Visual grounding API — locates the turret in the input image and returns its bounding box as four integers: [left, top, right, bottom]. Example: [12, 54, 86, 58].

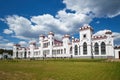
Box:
[79, 24, 93, 43]
[48, 32, 54, 57]
[13, 44, 21, 58]
[48, 31, 54, 46]
[39, 34, 45, 41]
[29, 42, 36, 49]
[105, 30, 114, 58]
[13, 44, 21, 50]
[48, 32, 54, 40]
[39, 34, 45, 48]
[104, 30, 114, 46]
[105, 30, 112, 38]
[29, 42, 36, 58]
[62, 34, 70, 46]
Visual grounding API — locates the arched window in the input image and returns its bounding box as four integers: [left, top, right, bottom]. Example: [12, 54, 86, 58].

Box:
[83, 42, 87, 55]
[101, 42, 106, 54]
[24, 51, 27, 58]
[74, 45, 78, 55]
[79, 46, 81, 55]
[70, 47, 72, 54]
[61, 49, 63, 54]
[94, 43, 99, 55]
[64, 48, 66, 54]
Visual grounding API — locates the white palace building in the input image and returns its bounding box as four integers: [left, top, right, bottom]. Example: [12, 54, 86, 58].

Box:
[13, 24, 120, 59]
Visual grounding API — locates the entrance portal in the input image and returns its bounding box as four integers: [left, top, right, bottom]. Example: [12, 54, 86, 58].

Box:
[4, 55, 8, 59]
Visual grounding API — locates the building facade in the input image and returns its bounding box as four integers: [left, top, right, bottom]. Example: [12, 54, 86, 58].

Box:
[13, 24, 120, 59]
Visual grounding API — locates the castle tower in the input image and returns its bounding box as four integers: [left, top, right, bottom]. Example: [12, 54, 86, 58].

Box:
[105, 30, 114, 58]
[62, 34, 70, 57]
[79, 24, 93, 58]
[29, 42, 36, 58]
[13, 44, 21, 58]
[38, 34, 45, 57]
[62, 34, 70, 47]
[39, 34, 45, 48]
[48, 32, 54, 57]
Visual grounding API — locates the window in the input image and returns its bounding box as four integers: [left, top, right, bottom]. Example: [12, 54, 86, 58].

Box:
[57, 50, 60, 54]
[64, 48, 66, 54]
[52, 50, 56, 55]
[74, 45, 78, 55]
[43, 42, 49, 48]
[79, 46, 80, 55]
[70, 47, 72, 54]
[94, 43, 99, 55]
[83, 34, 86, 38]
[28, 51, 30, 55]
[61, 49, 63, 54]
[101, 42, 106, 55]
[43, 50, 49, 55]
[39, 51, 41, 55]
[83, 42, 87, 55]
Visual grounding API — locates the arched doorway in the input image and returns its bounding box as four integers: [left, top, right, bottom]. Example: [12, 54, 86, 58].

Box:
[4, 55, 8, 59]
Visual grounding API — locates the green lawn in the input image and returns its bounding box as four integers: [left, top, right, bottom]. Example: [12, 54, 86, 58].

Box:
[0, 59, 120, 80]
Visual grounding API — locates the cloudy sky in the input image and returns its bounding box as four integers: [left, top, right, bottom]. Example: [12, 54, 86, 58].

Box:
[0, 0, 120, 49]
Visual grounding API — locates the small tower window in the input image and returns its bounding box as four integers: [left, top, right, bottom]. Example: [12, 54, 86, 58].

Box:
[83, 34, 86, 38]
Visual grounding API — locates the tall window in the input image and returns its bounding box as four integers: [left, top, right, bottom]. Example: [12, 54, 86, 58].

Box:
[75, 45, 78, 55]
[24, 51, 27, 58]
[79, 46, 80, 55]
[94, 43, 99, 55]
[70, 47, 72, 54]
[83, 42, 87, 55]
[61, 49, 63, 54]
[101, 42, 106, 55]
[64, 48, 66, 54]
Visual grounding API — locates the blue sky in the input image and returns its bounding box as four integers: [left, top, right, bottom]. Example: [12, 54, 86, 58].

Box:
[0, 0, 120, 49]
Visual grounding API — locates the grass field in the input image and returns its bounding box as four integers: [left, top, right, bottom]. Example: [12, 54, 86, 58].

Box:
[0, 59, 120, 80]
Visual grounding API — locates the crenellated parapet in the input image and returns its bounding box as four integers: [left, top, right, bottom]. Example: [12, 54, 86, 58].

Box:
[92, 35, 107, 40]
[80, 24, 93, 31]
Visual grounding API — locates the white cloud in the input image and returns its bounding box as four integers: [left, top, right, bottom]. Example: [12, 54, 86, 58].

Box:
[63, 0, 120, 18]
[0, 35, 12, 49]
[4, 10, 91, 40]
[4, 0, 120, 41]
[1, 0, 120, 47]
[112, 32, 120, 45]
[3, 29, 13, 34]
[93, 29, 111, 36]
[0, 36, 9, 43]
[5, 15, 33, 38]
[0, 42, 13, 50]
[54, 34, 63, 40]
[19, 41, 28, 47]
[56, 10, 92, 32]
[113, 32, 120, 40]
